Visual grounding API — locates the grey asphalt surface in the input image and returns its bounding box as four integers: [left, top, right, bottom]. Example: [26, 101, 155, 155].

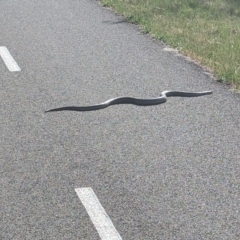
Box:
[0, 0, 239, 239]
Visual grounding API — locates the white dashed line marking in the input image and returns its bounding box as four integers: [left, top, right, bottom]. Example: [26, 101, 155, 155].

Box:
[0, 46, 21, 72]
[75, 187, 122, 240]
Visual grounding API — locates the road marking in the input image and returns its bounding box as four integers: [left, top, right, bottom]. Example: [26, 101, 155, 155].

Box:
[0, 46, 21, 72]
[75, 187, 122, 240]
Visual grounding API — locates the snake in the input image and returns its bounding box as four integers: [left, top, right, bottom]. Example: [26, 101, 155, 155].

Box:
[45, 90, 212, 112]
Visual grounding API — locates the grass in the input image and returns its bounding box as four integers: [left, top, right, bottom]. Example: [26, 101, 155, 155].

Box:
[100, 0, 240, 89]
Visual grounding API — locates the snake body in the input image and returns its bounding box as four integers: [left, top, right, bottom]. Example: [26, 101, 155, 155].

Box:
[45, 90, 212, 112]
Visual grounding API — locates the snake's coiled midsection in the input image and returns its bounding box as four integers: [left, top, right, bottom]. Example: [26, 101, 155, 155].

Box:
[45, 90, 212, 112]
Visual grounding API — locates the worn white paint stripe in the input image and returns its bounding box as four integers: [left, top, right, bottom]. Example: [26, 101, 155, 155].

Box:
[0, 46, 21, 71]
[75, 187, 122, 240]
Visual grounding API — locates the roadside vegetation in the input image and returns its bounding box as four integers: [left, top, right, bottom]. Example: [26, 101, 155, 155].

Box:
[100, 0, 240, 88]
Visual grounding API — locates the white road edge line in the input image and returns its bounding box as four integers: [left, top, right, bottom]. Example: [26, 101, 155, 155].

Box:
[0, 46, 21, 72]
[75, 187, 123, 240]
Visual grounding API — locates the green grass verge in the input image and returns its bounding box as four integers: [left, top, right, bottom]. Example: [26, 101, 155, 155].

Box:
[100, 0, 240, 88]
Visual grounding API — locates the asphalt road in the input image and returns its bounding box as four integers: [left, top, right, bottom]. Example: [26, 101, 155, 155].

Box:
[1, 0, 239, 239]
